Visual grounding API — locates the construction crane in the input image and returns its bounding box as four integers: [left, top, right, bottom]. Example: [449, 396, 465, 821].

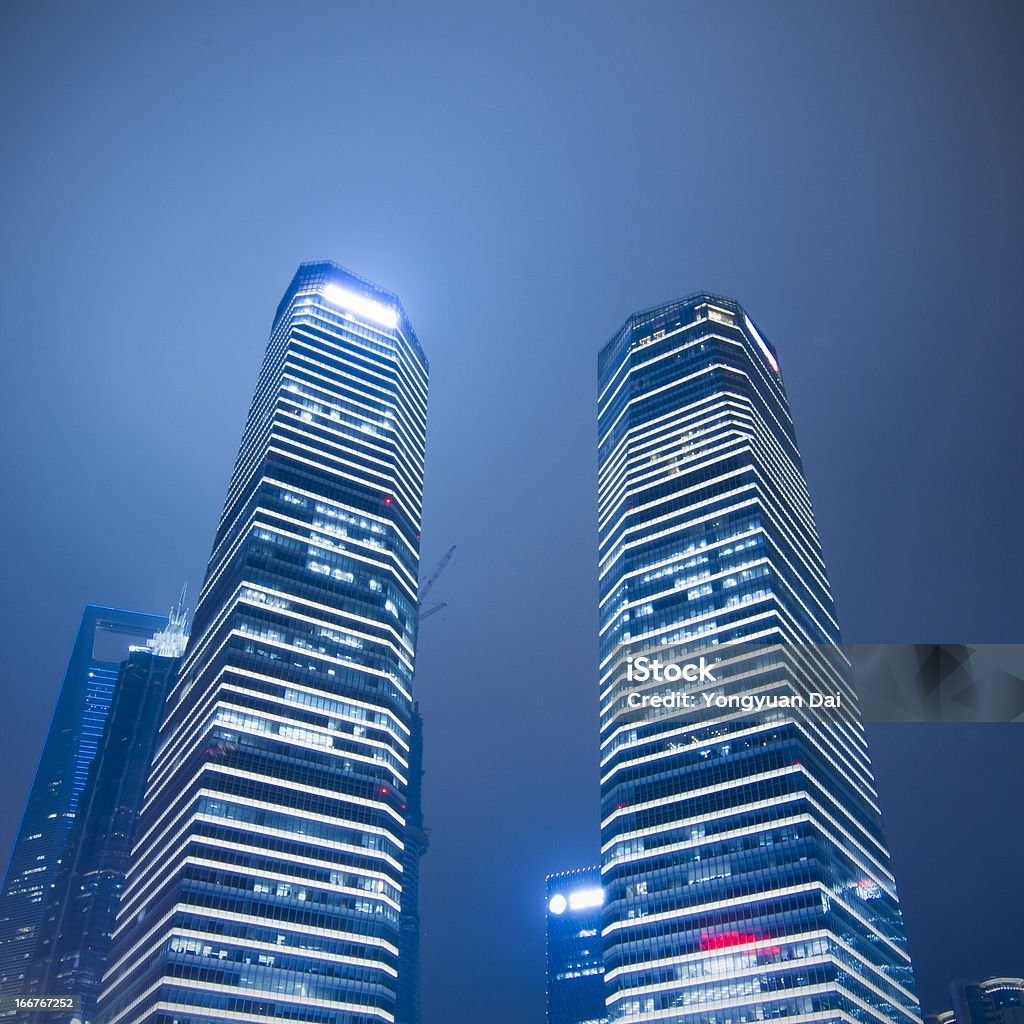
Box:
[418, 601, 447, 623]
[417, 544, 455, 623]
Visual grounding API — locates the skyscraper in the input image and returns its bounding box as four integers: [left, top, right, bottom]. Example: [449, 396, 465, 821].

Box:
[0, 607, 167, 1010]
[597, 294, 920, 1023]
[546, 867, 609, 1024]
[22, 610, 189, 1024]
[984, 980, 1024, 1024]
[97, 262, 428, 1024]
[932, 978, 1024, 1024]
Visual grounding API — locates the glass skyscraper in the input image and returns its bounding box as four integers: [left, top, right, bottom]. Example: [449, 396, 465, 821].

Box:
[23, 611, 188, 1024]
[597, 294, 920, 1023]
[97, 262, 428, 1024]
[0, 607, 167, 1011]
[933, 978, 1024, 1024]
[546, 867, 609, 1024]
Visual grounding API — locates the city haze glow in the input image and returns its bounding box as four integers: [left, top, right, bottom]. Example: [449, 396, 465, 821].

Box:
[322, 283, 399, 329]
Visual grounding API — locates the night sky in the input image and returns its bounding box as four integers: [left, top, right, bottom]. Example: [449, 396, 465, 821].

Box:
[1, 3, 1022, 1021]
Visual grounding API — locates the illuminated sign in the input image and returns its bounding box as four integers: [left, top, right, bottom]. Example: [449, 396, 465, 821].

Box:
[700, 929, 781, 956]
[856, 878, 882, 900]
[548, 886, 604, 915]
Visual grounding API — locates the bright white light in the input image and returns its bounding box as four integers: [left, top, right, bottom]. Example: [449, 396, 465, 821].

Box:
[549, 894, 567, 915]
[322, 284, 399, 329]
[568, 887, 604, 911]
[744, 314, 780, 373]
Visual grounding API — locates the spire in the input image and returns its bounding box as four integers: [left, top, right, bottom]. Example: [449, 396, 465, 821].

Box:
[144, 584, 190, 658]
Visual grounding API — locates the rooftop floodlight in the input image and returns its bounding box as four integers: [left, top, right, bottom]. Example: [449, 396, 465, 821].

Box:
[322, 283, 399, 329]
[568, 886, 604, 911]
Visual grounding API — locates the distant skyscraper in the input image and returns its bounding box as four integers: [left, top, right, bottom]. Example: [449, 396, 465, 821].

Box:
[97, 262, 428, 1024]
[597, 294, 920, 1022]
[951, 982, 997, 1024]
[22, 610, 189, 1024]
[546, 868, 608, 1024]
[933, 979, 1024, 1024]
[0, 607, 166, 1010]
[985, 980, 1024, 1024]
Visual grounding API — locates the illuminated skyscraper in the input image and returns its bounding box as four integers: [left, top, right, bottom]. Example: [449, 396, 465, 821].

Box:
[984, 979, 1024, 1024]
[546, 867, 609, 1024]
[22, 611, 188, 1024]
[933, 978, 1024, 1024]
[0, 607, 166, 1011]
[597, 294, 920, 1023]
[98, 262, 428, 1024]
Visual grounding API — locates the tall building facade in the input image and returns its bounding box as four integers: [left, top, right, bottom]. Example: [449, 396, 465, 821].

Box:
[546, 867, 609, 1024]
[97, 263, 428, 1024]
[395, 703, 428, 1024]
[23, 611, 189, 1024]
[597, 294, 920, 1023]
[0, 607, 167, 1009]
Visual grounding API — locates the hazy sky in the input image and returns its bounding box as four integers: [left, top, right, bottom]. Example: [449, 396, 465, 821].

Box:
[1, 2, 1022, 1020]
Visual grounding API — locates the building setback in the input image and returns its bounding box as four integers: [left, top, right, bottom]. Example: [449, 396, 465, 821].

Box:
[97, 262, 428, 1024]
[21, 611, 188, 1024]
[0, 607, 167, 1011]
[597, 294, 920, 1023]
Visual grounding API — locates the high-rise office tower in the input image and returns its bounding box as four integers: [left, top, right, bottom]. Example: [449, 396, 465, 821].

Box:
[597, 294, 919, 1023]
[546, 867, 609, 1024]
[0, 607, 167, 1009]
[23, 610, 189, 1024]
[97, 263, 428, 1024]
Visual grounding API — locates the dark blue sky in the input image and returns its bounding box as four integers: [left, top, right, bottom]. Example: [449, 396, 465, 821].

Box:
[1, 2, 1022, 1020]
